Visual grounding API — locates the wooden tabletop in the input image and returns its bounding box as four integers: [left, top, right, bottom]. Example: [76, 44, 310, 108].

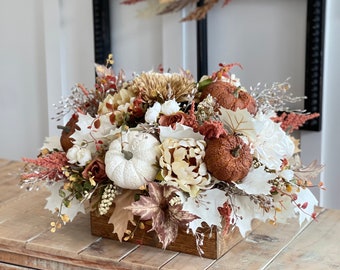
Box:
[0, 158, 339, 270]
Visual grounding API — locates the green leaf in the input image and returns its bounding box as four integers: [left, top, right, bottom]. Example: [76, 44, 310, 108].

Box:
[198, 78, 212, 89]
[63, 199, 71, 208]
[59, 189, 66, 198]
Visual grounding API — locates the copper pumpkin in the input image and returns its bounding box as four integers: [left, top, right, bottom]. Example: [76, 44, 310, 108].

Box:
[200, 81, 257, 115]
[204, 135, 252, 182]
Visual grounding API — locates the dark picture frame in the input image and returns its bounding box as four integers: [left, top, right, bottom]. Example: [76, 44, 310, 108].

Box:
[92, 0, 111, 64]
[93, 0, 325, 131]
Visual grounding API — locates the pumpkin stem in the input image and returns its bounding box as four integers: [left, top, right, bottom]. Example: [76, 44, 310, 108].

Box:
[57, 125, 71, 133]
[233, 87, 240, 98]
[122, 149, 133, 160]
[231, 145, 241, 158]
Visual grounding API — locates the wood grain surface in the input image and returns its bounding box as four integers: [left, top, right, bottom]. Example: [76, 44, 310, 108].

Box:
[0, 159, 339, 269]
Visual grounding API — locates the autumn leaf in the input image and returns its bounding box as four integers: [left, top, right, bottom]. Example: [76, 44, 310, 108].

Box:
[108, 189, 136, 241]
[125, 182, 198, 248]
[294, 160, 324, 183]
[219, 107, 256, 138]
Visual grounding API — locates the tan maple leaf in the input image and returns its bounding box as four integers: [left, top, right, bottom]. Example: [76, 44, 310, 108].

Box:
[219, 107, 256, 139]
[108, 189, 136, 241]
[294, 160, 324, 184]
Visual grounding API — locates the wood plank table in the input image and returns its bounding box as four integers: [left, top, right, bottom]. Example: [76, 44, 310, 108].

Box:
[0, 158, 339, 269]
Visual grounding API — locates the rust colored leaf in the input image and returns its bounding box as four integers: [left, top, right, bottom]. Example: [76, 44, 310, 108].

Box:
[93, 118, 101, 129]
[108, 189, 136, 241]
[105, 102, 114, 111]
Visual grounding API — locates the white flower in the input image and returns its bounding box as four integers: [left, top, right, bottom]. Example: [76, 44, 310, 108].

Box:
[161, 99, 180, 115]
[251, 111, 295, 171]
[66, 145, 92, 166]
[145, 102, 161, 124]
[66, 145, 80, 164]
[223, 74, 241, 87]
[279, 169, 294, 181]
[76, 148, 92, 166]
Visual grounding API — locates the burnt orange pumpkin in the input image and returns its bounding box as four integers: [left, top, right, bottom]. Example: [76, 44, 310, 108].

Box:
[204, 135, 252, 182]
[60, 113, 79, 152]
[200, 81, 257, 115]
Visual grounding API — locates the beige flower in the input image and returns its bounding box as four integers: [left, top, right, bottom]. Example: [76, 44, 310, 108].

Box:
[97, 88, 136, 115]
[129, 72, 196, 104]
[159, 137, 211, 197]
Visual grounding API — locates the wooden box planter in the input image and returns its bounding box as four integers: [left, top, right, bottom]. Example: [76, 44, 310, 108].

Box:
[90, 208, 243, 259]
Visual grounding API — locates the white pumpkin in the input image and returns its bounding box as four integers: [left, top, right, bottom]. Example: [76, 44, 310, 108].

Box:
[105, 131, 161, 189]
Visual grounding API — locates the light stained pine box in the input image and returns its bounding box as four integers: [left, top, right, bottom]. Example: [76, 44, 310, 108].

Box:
[90, 207, 245, 259]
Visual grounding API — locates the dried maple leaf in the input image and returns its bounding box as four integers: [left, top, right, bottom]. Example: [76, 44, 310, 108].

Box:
[108, 189, 136, 241]
[125, 182, 198, 248]
[294, 160, 324, 186]
[219, 107, 256, 138]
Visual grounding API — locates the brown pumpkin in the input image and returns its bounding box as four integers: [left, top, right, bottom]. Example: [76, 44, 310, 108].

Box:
[204, 135, 252, 182]
[60, 113, 79, 152]
[200, 81, 257, 115]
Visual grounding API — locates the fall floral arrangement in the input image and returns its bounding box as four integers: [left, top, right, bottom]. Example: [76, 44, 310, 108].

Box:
[121, 0, 232, 22]
[20, 55, 324, 255]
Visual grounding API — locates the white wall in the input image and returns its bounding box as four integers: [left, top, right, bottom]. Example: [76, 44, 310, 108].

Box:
[207, 0, 306, 108]
[319, 0, 340, 209]
[0, 0, 94, 160]
[0, 0, 48, 160]
[110, 1, 197, 78]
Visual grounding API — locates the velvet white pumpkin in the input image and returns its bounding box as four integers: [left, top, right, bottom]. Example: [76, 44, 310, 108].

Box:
[105, 131, 161, 189]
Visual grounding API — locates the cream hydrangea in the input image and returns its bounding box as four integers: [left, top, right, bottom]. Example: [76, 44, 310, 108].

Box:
[251, 111, 295, 171]
[159, 137, 211, 197]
